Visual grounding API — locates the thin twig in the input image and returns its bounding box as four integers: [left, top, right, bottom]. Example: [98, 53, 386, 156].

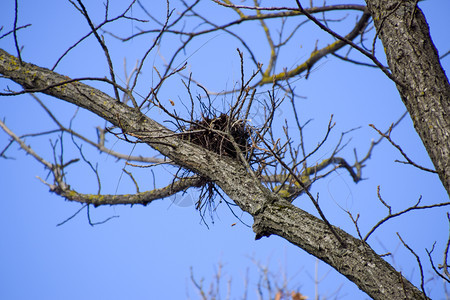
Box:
[397, 233, 427, 298]
[13, 0, 22, 65]
[76, 0, 120, 101]
[369, 123, 437, 173]
[364, 187, 450, 241]
[294, 0, 402, 86]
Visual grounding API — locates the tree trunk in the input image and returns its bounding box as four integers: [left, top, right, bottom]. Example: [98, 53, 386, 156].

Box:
[0, 48, 428, 299]
[365, 0, 450, 197]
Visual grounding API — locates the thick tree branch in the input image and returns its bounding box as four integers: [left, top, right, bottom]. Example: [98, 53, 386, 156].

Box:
[0, 48, 428, 299]
[365, 0, 450, 197]
[0, 47, 265, 214]
[253, 202, 427, 299]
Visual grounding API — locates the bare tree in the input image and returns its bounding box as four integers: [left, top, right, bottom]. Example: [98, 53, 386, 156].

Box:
[1, 0, 449, 299]
[189, 260, 312, 300]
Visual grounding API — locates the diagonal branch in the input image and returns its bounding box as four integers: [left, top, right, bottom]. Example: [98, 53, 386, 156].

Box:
[0, 119, 53, 170]
[259, 10, 371, 85]
[0, 48, 428, 299]
[369, 123, 437, 173]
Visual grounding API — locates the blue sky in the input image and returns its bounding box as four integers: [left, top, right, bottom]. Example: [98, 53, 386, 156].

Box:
[1, 1, 449, 299]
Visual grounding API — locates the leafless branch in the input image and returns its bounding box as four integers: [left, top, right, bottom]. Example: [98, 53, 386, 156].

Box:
[0, 23, 31, 40]
[0, 119, 53, 169]
[38, 174, 204, 206]
[54, 0, 146, 70]
[369, 123, 437, 173]
[397, 232, 427, 298]
[364, 186, 450, 242]
[256, 130, 344, 245]
[347, 211, 363, 240]
[357, 111, 408, 166]
[13, 0, 22, 65]
[294, 0, 401, 86]
[426, 242, 450, 284]
[211, 1, 365, 14]
[26, 93, 167, 164]
[74, 0, 121, 101]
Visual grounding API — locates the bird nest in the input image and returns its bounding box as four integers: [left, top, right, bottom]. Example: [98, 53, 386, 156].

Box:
[181, 113, 251, 159]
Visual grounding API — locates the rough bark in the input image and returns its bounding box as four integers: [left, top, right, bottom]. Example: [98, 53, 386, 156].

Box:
[0, 48, 428, 299]
[365, 0, 450, 197]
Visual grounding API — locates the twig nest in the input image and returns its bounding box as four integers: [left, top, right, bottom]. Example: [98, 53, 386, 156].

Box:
[183, 113, 251, 158]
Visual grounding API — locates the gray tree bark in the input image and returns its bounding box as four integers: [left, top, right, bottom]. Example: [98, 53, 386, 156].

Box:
[365, 0, 450, 196]
[0, 47, 428, 299]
